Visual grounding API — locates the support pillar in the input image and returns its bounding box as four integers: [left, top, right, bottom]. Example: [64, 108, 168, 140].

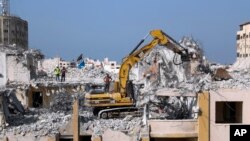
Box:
[198, 91, 210, 141]
[73, 99, 79, 141]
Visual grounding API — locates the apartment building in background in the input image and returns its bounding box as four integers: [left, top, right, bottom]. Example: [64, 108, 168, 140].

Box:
[0, 15, 28, 50]
[236, 22, 250, 58]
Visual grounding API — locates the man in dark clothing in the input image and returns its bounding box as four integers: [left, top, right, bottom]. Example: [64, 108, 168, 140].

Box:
[61, 67, 67, 82]
[103, 73, 112, 92]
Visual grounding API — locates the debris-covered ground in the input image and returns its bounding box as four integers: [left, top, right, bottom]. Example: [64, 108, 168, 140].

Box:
[2, 36, 250, 139]
[0, 92, 76, 137]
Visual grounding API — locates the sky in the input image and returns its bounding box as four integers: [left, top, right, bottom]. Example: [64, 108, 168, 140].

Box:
[10, 0, 250, 64]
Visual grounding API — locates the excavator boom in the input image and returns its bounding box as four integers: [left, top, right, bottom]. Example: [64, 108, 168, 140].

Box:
[119, 29, 190, 96]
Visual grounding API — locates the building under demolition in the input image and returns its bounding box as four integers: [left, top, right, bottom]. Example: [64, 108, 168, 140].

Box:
[0, 27, 249, 141]
[1, 1, 250, 140]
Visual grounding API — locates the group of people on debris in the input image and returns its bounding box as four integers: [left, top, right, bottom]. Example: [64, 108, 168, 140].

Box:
[54, 66, 67, 82]
[54, 65, 112, 92]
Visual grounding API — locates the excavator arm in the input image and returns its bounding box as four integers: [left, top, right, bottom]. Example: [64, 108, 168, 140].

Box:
[119, 29, 190, 96]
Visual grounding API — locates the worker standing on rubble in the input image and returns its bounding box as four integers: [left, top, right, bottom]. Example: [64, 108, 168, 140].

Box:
[103, 73, 112, 92]
[54, 66, 61, 81]
[61, 67, 67, 82]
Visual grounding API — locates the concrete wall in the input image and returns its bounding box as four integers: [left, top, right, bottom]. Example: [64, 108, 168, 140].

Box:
[0, 52, 7, 86]
[6, 55, 30, 83]
[38, 58, 60, 75]
[0, 94, 6, 127]
[15, 88, 29, 108]
[149, 120, 198, 138]
[210, 89, 250, 141]
[4, 135, 58, 141]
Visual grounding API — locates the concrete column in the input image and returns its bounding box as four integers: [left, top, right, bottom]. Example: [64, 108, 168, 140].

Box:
[0, 95, 6, 127]
[92, 136, 102, 141]
[72, 99, 79, 141]
[198, 91, 210, 141]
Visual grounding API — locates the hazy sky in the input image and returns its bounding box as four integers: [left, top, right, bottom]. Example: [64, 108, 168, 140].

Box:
[11, 0, 250, 64]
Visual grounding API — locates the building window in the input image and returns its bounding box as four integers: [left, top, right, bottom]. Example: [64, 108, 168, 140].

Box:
[32, 92, 43, 108]
[236, 35, 240, 40]
[243, 33, 246, 38]
[237, 53, 240, 57]
[216, 102, 242, 123]
[240, 25, 243, 31]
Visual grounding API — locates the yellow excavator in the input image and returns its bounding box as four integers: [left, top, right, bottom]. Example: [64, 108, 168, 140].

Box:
[84, 29, 191, 118]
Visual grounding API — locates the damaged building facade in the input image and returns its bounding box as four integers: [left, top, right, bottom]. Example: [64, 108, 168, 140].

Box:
[236, 21, 250, 58]
[1, 31, 250, 141]
[0, 15, 28, 50]
[0, 49, 41, 85]
[0, 1, 250, 140]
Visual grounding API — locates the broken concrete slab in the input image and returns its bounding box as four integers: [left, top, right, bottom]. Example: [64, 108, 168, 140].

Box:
[102, 129, 137, 141]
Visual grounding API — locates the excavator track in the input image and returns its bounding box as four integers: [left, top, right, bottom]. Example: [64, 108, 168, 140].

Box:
[97, 107, 143, 119]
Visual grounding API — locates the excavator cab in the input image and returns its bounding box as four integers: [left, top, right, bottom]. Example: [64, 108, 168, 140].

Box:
[85, 83, 106, 94]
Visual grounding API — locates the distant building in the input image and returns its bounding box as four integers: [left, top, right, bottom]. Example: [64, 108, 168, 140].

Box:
[0, 15, 28, 50]
[59, 59, 76, 68]
[38, 57, 76, 75]
[102, 57, 120, 73]
[236, 22, 250, 58]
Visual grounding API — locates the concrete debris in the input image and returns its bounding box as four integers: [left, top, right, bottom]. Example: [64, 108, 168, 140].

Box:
[130, 36, 250, 121]
[4, 108, 71, 137]
[179, 36, 204, 57]
[231, 57, 250, 70]
[0, 45, 44, 60]
[0, 89, 25, 122]
[35, 66, 117, 84]
[2, 34, 250, 140]
[80, 113, 142, 136]
[0, 92, 78, 137]
[49, 93, 77, 113]
[148, 96, 196, 119]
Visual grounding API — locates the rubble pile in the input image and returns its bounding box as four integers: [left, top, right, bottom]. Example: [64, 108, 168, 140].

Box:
[130, 36, 250, 120]
[49, 92, 78, 113]
[231, 57, 250, 70]
[0, 45, 25, 54]
[212, 70, 250, 89]
[132, 37, 208, 119]
[0, 46, 44, 68]
[66, 67, 115, 83]
[148, 95, 197, 119]
[5, 108, 71, 136]
[35, 65, 117, 84]
[2, 33, 250, 139]
[1, 92, 80, 137]
[80, 115, 142, 136]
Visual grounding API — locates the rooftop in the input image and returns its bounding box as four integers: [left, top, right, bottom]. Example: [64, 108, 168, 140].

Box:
[239, 21, 250, 26]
